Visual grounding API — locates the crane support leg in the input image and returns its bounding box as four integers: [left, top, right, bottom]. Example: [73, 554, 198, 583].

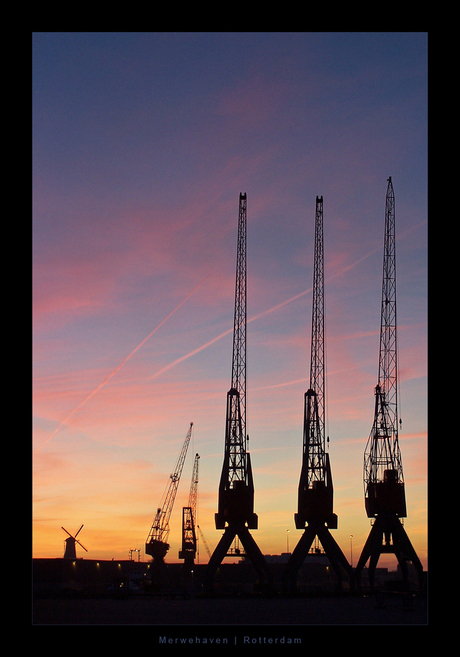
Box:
[205, 523, 272, 594]
[237, 525, 273, 589]
[355, 515, 424, 591]
[316, 525, 354, 590]
[205, 526, 236, 587]
[283, 522, 353, 594]
[282, 525, 316, 593]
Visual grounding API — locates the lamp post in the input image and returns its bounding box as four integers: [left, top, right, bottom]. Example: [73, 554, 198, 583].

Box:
[287, 530, 290, 554]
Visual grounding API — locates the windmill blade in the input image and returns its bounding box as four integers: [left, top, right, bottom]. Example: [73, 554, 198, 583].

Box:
[75, 539, 88, 552]
[75, 524, 84, 538]
[61, 527, 73, 538]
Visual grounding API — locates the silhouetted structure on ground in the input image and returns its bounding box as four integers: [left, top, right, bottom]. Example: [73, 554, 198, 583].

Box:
[179, 453, 200, 575]
[62, 525, 87, 560]
[145, 423, 193, 584]
[355, 178, 423, 591]
[205, 193, 271, 592]
[283, 197, 352, 593]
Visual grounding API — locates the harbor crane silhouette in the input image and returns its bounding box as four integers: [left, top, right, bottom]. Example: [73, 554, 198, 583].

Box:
[205, 193, 271, 592]
[145, 422, 193, 565]
[179, 452, 200, 573]
[283, 196, 352, 593]
[354, 178, 423, 591]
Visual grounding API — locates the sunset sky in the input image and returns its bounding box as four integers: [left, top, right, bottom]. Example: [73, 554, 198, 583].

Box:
[33, 32, 427, 571]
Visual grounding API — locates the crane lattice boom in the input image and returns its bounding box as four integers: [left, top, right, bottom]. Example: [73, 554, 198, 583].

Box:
[215, 193, 257, 530]
[295, 196, 335, 528]
[364, 178, 405, 517]
[306, 195, 326, 487]
[228, 191, 248, 488]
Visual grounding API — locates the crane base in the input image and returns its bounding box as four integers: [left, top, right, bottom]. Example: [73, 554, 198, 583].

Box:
[355, 514, 424, 590]
[283, 521, 353, 594]
[204, 523, 272, 593]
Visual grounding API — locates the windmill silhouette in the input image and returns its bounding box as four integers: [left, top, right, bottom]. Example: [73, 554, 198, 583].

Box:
[62, 525, 88, 559]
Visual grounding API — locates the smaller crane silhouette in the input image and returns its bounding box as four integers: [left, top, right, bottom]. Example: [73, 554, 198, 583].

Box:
[145, 422, 193, 564]
[179, 453, 200, 572]
[62, 525, 87, 559]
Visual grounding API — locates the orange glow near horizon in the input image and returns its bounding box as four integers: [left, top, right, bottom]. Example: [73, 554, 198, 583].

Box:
[33, 266, 427, 570]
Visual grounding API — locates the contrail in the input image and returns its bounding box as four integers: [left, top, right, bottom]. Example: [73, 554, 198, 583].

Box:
[36, 240, 402, 452]
[149, 229, 425, 390]
[149, 327, 234, 382]
[248, 287, 312, 323]
[34, 275, 209, 452]
[148, 287, 314, 382]
[145, 245, 385, 383]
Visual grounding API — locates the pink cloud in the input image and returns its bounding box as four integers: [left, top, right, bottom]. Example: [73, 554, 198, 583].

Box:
[33, 258, 114, 332]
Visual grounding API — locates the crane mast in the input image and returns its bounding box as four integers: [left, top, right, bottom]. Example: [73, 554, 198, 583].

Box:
[206, 193, 271, 592]
[284, 196, 352, 593]
[355, 178, 423, 590]
[145, 422, 193, 563]
[179, 453, 200, 567]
